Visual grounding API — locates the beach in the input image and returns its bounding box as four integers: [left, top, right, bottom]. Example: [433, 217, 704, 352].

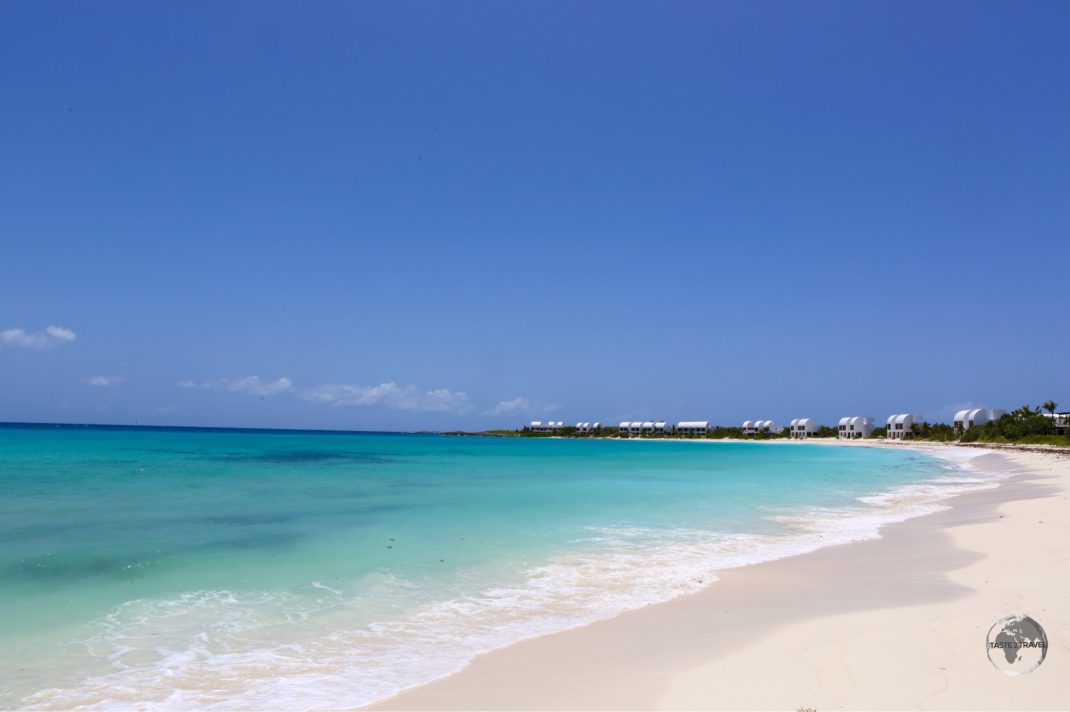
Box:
[372, 444, 1070, 710]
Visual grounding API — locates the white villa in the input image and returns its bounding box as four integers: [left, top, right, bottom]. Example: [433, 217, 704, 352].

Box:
[619, 421, 673, 437]
[530, 421, 564, 433]
[953, 408, 1006, 435]
[789, 418, 818, 439]
[885, 413, 923, 440]
[649, 421, 674, 435]
[574, 422, 602, 435]
[676, 421, 710, 437]
[838, 416, 874, 439]
[1043, 412, 1070, 435]
[742, 419, 777, 436]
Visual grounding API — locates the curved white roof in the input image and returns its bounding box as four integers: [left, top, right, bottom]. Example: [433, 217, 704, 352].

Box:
[619, 421, 630, 428]
[678, 421, 709, 428]
[759, 419, 776, 428]
[956, 408, 1005, 426]
[742, 420, 754, 428]
[887, 413, 921, 425]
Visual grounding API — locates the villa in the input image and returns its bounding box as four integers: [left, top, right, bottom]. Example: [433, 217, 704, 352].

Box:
[676, 421, 710, 437]
[574, 422, 601, 435]
[953, 408, 1007, 435]
[742, 420, 777, 436]
[838, 416, 874, 439]
[886, 413, 923, 440]
[530, 421, 563, 433]
[618, 421, 673, 437]
[646, 421, 674, 436]
[789, 418, 818, 439]
[1043, 412, 1070, 435]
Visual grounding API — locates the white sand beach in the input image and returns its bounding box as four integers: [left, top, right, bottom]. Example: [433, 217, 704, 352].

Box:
[370, 444, 1070, 710]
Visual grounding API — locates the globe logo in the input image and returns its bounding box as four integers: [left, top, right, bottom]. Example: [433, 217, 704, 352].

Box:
[986, 614, 1048, 675]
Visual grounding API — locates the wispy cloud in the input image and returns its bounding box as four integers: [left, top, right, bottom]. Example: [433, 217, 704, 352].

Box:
[1, 325, 77, 349]
[490, 397, 531, 415]
[178, 375, 294, 396]
[178, 375, 470, 413]
[86, 375, 126, 387]
[303, 382, 470, 413]
[488, 396, 555, 416]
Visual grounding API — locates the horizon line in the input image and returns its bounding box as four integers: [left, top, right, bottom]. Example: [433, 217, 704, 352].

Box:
[0, 421, 439, 436]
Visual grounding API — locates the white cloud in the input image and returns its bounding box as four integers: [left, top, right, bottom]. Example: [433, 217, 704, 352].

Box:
[86, 375, 126, 387]
[227, 376, 294, 396]
[488, 396, 556, 417]
[490, 397, 532, 415]
[178, 375, 469, 413]
[303, 382, 470, 413]
[1, 325, 78, 349]
[178, 376, 294, 396]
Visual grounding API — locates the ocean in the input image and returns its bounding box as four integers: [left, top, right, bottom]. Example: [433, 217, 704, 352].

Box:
[0, 425, 1002, 709]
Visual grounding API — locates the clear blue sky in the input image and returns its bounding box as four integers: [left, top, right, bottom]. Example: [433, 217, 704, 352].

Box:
[2, 1, 1067, 431]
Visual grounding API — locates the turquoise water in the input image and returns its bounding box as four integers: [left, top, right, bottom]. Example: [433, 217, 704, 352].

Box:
[0, 426, 995, 708]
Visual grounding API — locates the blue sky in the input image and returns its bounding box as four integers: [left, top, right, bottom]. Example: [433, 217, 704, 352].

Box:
[2, 1, 1068, 431]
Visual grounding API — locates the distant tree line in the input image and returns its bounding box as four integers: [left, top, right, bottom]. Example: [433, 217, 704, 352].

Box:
[493, 400, 1068, 445]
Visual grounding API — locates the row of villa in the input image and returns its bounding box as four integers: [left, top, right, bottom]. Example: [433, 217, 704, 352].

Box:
[529, 421, 565, 433]
[526, 406, 1033, 439]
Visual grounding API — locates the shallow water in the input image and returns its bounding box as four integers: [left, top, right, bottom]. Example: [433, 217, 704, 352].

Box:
[0, 426, 1001, 709]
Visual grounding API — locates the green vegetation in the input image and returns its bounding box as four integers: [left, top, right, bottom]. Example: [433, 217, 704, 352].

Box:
[742, 430, 789, 440]
[910, 422, 958, 442]
[900, 403, 1069, 445]
[709, 426, 742, 438]
[960, 404, 1068, 444]
[471, 425, 787, 440]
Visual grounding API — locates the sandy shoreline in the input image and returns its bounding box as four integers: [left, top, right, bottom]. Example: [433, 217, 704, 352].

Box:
[369, 443, 1070, 710]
